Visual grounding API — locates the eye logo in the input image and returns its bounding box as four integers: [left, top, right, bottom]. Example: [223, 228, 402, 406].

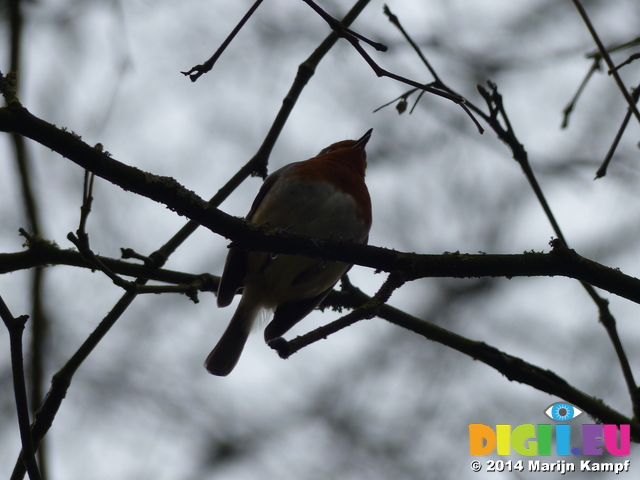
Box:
[544, 402, 583, 422]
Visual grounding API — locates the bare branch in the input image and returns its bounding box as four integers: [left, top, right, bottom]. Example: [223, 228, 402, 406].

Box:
[479, 82, 639, 416]
[0, 297, 41, 480]
[561, 58, 600, 129]
[378, 7, 640, 418]
[269, 270, 407, 358]
[383, 5, 442, 84]
[595, 83, 640, 179]
[181, 0, 265, 82]
[66, 172, 138, 292]
[301, 0, 388, 52]
[572, 0, 640, 124]
[324, 283, 640, 434]
[302, 1, 484, 132]
[610, 52, 640, 73]
[5, 109, 640, 306]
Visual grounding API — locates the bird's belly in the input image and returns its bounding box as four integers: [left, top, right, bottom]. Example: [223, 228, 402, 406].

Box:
[251, 178, 368, 242]
[246, 254, 348, 307]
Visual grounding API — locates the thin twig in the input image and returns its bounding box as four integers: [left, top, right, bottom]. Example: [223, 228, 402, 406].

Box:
[372, 88, 417, 113]
[70, 231, 138, 291]
[269, 270, 407, 358]
[0, 296, 42, 480]
[181, 0, 264, 82]
[120, 247, 150, 262]
[134, 283, 206, 303]
[67, 172, 137, 291]
[561, 58, 600, 129]
[351, 34, 483, 133]
[303, 0, 484, 133]
[595, 83, 640, 179]
[78, 170, 94, 234]
[564, 35, 640, 127]
[610, 53, 640, 73]
[572, 0, 640, 124]
[586, 35, 640, 60]
[380, 5, 484, 133]
[300, 0, 388, 52]
[383, 5, 442, 84]
[477, 82, 568, 244]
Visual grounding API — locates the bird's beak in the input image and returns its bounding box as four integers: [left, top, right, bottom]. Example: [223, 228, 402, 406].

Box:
[352, 128, 373, 149]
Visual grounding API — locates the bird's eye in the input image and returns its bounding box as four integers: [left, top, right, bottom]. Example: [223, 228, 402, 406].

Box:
[544, 403, 583, 422]
[319, 147, 336, 155]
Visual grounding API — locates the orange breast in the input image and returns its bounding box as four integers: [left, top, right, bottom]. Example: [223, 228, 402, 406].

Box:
[286, 152, 372, 227]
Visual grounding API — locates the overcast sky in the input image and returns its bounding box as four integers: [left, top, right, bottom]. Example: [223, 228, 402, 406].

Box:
[1, 1, 639, 478]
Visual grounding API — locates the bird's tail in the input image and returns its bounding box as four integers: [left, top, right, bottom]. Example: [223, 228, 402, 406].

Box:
[205, 295, 262, 376]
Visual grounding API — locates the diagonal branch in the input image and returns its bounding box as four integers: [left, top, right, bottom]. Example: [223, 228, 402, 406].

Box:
[303, 0, 484, 133]
[571, 0, 640, 125]
[325, 284, 640, 436]
[269, 270, 407, 358]
[0, 297, 42, 480]
[595, 82, 640, 179]
[181, 0, 265, 82]
[300, 0, 388, 52]
[561, 57, 600, 129]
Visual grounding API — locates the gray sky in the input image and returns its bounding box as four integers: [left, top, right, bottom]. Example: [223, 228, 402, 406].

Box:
[1, 0, 639, 478]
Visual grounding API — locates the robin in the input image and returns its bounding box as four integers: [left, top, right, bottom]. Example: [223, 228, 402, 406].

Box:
[206, 129, 373, 376]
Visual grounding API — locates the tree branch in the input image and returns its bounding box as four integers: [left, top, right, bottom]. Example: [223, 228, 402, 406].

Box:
[595, 82, 640, 179]
[0, 297, 42, 480]
[0, 238, 217, 291]
[302, 0, 485, 132]
[571, 0, 640, 125]
[324, 283, 640, 437]
[181, 0, 265, 82]
[379, 7, 640, 416]
[4, 232, 640, 310]
[5, 97, 640, 309]
[270, 270, 407, 357]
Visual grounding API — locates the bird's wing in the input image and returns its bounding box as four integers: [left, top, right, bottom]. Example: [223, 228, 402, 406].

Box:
[246, 164, 292, 221]
[217, 164, 293, 307]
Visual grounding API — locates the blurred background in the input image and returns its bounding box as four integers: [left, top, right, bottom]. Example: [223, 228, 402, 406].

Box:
[1, 0, 639, 478]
